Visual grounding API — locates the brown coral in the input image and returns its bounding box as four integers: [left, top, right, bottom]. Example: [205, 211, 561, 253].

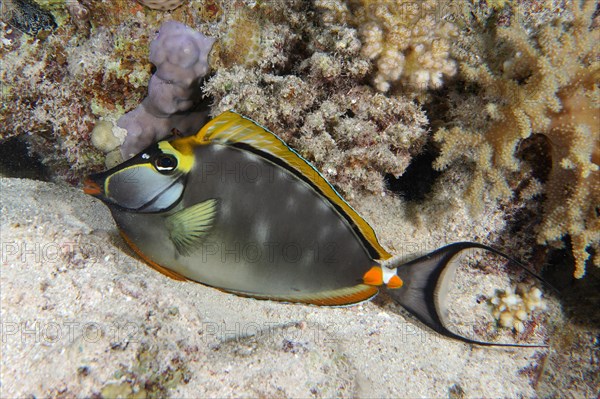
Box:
[209, 7, 263, 68]
[434, 1, 599, 277]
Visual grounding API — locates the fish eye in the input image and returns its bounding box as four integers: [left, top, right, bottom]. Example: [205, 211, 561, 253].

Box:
[154, 154, 178, 173]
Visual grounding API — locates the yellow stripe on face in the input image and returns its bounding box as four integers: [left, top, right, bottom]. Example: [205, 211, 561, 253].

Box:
[158, 141, 195, 173]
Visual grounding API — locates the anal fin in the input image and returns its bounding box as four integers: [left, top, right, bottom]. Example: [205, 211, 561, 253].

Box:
[221, 284, 379, 306]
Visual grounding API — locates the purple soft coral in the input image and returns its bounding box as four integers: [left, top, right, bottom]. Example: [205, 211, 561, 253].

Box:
[118, 21, 215, 159]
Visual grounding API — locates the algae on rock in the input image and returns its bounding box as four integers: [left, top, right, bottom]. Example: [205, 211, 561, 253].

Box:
[0, 0, 154, 181]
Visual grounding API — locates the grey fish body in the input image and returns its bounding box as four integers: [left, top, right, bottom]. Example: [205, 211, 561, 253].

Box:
[111, 144, 372, 296]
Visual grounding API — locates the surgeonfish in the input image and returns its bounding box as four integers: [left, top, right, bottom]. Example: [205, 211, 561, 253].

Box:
[84, 110, 545, 346]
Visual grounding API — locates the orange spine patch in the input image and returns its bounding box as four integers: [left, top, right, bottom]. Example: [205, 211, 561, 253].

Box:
[363, 266, 384, 286]
[387, 275, 403, 289]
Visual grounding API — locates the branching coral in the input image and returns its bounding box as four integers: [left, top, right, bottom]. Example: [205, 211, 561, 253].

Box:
[434, 1, 599, 277]
[341, 0, 458, 93]
[204, 0, 428, 194]
[210, 7, 263, 68]
[1, 0, 429, 192]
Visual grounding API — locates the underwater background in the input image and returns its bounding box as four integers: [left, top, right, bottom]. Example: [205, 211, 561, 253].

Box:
[0, 0, 598, 397]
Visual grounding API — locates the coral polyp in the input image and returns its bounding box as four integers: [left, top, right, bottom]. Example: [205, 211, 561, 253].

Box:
[489, 285, 546, 333]
[348, 0, 458, 92]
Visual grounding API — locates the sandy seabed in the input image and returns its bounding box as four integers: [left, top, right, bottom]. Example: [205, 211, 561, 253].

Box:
[0, 177, 577, 398]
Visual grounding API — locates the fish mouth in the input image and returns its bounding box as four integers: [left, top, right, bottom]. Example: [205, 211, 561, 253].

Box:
[83, 178, 102, 196]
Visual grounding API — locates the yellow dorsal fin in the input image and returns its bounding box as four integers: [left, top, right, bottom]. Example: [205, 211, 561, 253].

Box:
[174, 110, 392, 260]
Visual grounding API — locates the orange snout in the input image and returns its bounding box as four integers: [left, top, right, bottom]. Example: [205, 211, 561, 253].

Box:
[83, 178, 102, 196]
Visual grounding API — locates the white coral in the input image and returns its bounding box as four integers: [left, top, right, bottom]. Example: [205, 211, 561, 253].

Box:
[489, 285, 546, 333]
[350, 0, 458, 92]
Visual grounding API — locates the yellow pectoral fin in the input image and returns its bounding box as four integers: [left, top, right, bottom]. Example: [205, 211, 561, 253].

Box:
[165, 198, 219, 256]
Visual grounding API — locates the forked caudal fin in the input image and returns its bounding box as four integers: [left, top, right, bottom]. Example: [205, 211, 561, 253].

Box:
[385, 242, 554, 347]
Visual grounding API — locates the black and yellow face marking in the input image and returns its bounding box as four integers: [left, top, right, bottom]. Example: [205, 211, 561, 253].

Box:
[84, 141, 195, 213]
